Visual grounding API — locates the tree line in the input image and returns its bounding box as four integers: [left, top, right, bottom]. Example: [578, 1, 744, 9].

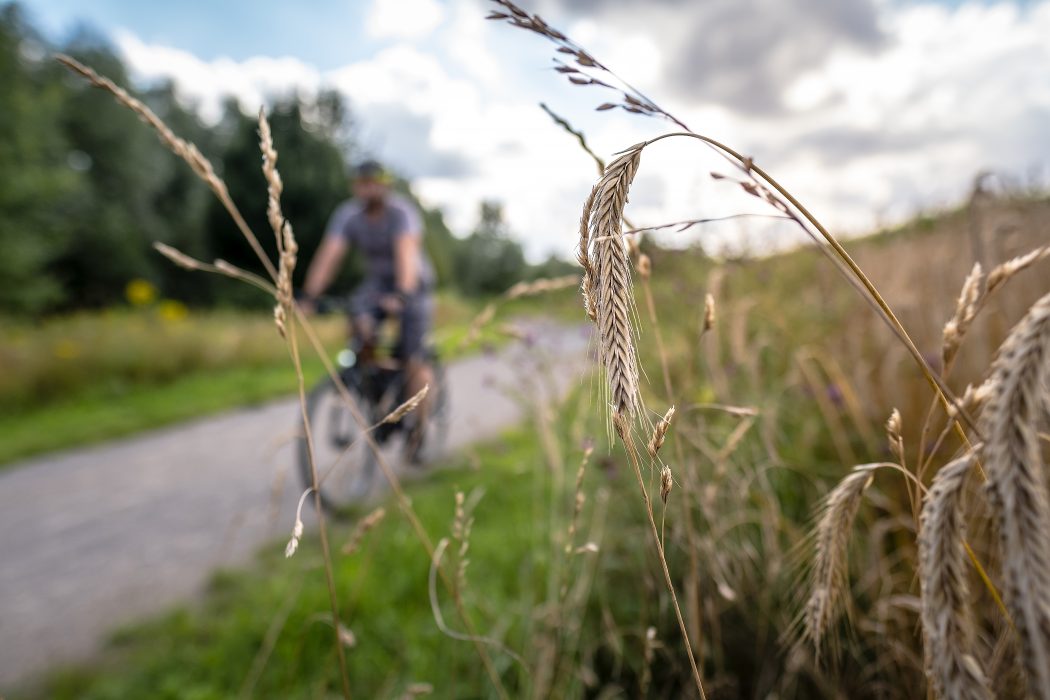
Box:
[0, 3, 572, 315]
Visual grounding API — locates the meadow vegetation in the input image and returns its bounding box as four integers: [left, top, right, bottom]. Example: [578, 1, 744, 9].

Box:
[30, 187, 1050, 697]
[14, 0, 1050, 698]
[0, 290, 555, 464]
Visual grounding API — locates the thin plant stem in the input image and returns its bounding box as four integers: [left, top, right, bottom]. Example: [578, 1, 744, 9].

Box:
[639, 274, 706, 657]
[287, 317, 352, 700]
[293, 306, 513, 699]
[615, 417, 708, 700]
[639, 131, 977, 435]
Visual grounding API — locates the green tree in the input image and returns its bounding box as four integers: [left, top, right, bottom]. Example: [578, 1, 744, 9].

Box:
[0, 4, 81, 313]
[49, 31, 169, 307]
[204, 94, 355, 306]
[142, 81, 218, 305]
[453, 201, 527, 296]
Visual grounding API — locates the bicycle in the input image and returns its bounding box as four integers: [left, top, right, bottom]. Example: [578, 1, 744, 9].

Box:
[296, 295, 449, 516]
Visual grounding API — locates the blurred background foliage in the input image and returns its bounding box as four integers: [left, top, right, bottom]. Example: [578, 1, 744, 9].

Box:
[0, 2, 573, 316]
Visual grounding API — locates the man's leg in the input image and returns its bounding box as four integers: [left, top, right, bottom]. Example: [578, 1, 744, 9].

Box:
[348, 284, 381, 361]
[399, 294, 434, 461]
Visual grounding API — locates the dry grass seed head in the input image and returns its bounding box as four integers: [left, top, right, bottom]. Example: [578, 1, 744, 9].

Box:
[942, 262, 984, 366]
[451, 490, 475, 590]
[918, 452, 993, 700]
[504, 274, 579, 300]
[342, 506, 387, 556]
[647, 405, 675, 458]
[986, 244, 1050, 295]
[285, 488, 313, 558]
[399, 683, 434, 700]
[636, 253, 651, 279]
[381, 384, 429, 425]
[660, 466, 673, 504]
[886, 408, 904, 463]
[950, 380, 995, 421]
[258, 110, 298, 338]
[979, 290, 1050, 700]
[565, 445, 594, 553]
[702, 293, 716, 334]
[803, 465, 875, 653]
[154, 242, 206, 271]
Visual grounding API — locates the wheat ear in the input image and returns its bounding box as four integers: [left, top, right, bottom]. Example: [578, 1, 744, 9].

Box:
[981, 291, 1050, 700]
[804, 465, 875, 652]
[587, 146, 643, 418]
[918, 452, 993, 700]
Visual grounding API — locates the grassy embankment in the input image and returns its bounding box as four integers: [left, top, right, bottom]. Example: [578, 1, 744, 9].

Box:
[0, 290, 574, 465]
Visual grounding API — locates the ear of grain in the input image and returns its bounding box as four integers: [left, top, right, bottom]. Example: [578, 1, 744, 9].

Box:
[886, 408, 904, 464]
[803, 465, 874, 653]
[588, 146, 643, 418]
[981, 291, 1050, 700]
[942, 262, 983, 366]
[647, 405, 675, 458]
[342, 507, 387, 556]
[986, 244, 1050, 295]
[918, 452, 993, 700]
[381, 385, 429, 425]
[258, 110, 298, 337]
[701, 293, 716, 334]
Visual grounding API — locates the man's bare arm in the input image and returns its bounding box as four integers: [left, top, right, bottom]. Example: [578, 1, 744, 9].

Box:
[393, 233, 421, 295]
[303, 235, 349, 299]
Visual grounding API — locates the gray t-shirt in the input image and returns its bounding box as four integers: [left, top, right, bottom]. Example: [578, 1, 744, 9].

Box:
[324, 193, 435, 292]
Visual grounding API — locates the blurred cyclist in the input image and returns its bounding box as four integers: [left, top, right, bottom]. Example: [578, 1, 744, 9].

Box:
[301, 160, 435, 457]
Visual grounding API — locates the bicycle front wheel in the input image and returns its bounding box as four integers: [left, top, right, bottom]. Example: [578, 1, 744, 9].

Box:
[297, 373, 377, 516]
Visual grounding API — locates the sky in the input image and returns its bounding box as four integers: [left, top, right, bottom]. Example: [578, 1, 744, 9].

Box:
[25, 0, 1050, 261]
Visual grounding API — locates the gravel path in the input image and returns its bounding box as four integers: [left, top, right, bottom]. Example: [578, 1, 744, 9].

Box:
[0, 320, 589, 690]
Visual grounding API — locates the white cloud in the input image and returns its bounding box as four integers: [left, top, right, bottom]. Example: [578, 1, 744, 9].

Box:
[366, 0, 446, 40]
[113, 0, 1050, 262]
[114, 30, 321, 123]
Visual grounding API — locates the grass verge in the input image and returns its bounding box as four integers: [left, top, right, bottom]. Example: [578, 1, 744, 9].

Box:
[0, 358, 330, 465]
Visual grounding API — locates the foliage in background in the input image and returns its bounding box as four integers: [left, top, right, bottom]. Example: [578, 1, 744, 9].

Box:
[0, 289, 528, 465]
[0, 2, 558, 316]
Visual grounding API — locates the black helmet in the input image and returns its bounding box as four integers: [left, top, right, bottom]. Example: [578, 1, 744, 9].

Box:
[353, 159, 391, 183]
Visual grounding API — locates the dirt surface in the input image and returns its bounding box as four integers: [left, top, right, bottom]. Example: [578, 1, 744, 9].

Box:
[0, 320, 590, 690]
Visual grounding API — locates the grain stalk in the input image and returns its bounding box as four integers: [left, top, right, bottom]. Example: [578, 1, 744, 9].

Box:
[613, 413, 708, 699]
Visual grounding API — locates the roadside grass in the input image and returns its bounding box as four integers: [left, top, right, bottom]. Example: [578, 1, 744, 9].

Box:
[35, 427, 575, 700]
[0, 358, 330, 465]
[0, 289, 577, 466]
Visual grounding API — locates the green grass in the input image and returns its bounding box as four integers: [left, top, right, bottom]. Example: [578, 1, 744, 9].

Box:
[0, 288, 577, 467]
[35, 428, 557, 700]
[0, 358, 329, 464]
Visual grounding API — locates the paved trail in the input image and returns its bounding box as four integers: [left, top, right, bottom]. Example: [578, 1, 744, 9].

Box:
[0, 321, 589, 690]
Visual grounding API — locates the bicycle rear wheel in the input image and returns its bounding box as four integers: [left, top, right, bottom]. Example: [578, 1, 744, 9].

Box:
[297, 372, 377, 516]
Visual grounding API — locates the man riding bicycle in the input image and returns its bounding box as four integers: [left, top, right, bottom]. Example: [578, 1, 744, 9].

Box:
[301, 160, 436, 457]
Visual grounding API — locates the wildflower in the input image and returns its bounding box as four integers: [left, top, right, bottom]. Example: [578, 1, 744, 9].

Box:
[125, 278, 158, 306]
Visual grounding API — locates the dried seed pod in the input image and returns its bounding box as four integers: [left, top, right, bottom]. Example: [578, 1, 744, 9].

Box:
[702, 293, 716, 333]
[660, 466, 673, 504]
[648, 405, 676, 458]
[886, 408, 904, 463]
[636, 253, 651, 279]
